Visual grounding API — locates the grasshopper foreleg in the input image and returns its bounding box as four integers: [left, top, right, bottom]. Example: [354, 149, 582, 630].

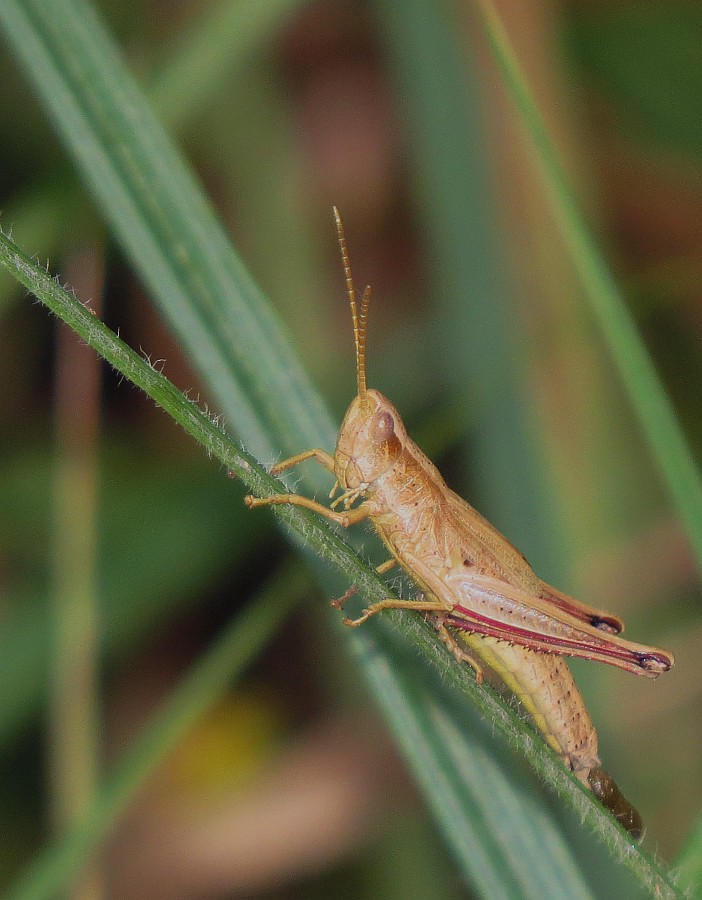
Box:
[245, 492, 371, 527]
[245, 448, 372, 526]
[269, 448, 335, 476]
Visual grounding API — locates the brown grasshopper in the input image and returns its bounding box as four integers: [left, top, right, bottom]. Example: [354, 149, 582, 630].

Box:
[245, 208, 674, 837]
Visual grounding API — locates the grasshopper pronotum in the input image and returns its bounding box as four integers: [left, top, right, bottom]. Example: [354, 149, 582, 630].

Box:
[246, 208, 674, 837]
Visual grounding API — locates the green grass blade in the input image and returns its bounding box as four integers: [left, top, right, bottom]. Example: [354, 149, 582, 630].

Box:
[674, 810, 702, 896]
[0, 178, 82, 317]
[474, 0, 702, 571]
[0, 227, 683, 900]
[369, 2, 598, 891]
[0, 0, 315, 748]
[148, 0, 303, 134]
[373, 0, 562, 576]
[0, 0, 684, 893]
[0, 0, 333, 466]
[4, 557, 308, 900]
[357, 634, 597, 900]
[0, 0, 304, 320]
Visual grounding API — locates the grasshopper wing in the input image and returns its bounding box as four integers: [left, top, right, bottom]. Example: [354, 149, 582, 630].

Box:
[535, 581, 624, 634]
[443, 489, 624, 633]
[442, 572, 673, 677]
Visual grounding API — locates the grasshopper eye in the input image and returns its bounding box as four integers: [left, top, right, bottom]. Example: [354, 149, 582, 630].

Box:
[371, 411, 395, 442]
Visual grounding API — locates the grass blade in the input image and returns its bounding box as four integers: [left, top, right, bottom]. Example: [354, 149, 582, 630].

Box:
[0, 225, 683, 899]
[5, 557, 308, 900]
[474, 0, 702, 572]
[0, 0, 685, 894]
[1, 0, 332, 467]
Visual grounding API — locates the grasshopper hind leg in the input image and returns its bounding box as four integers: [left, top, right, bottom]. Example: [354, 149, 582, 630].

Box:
[429, 613, 485, 683]
[339, 591, 485, 679]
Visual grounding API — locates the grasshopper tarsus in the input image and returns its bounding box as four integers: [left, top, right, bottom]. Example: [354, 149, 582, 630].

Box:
[342, 613, 368, 628]
[330, 585, 357, 611]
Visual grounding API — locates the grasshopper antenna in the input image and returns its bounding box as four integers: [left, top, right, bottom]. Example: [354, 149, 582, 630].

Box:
[333, 207, 368, 398]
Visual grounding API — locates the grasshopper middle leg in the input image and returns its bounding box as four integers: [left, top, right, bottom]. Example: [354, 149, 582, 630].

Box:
[331, 558, 397, 610]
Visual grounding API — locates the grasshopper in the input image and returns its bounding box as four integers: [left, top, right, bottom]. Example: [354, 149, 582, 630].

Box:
[245, 208, 674, 837]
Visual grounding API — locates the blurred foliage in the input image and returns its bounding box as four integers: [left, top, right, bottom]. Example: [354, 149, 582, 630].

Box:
[0, 0, 700, 898]
[566, 5, 702, 159]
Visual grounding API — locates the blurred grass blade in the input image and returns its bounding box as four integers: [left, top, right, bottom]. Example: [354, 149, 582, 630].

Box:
[0, 0, 314, 747]
[474, 0, 702, 572]
[6, 556, 308, 900]
[47, 251, 103, 895]
[0, 454, 269, 750]
[674, 811, 702, 896]
[0, 0, 304, 320]
[359, 640, 595, 900]
[0, 227, 683, 899]
[0, 0, 333, 467]
[148, 0, 303, 133]
[0, 0, 683, 895]
[373, 0, 562, 578]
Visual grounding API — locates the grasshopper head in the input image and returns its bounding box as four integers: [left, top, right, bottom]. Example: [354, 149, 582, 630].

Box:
[331, 208, 403, 489]
[335, 389, 404, 488]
